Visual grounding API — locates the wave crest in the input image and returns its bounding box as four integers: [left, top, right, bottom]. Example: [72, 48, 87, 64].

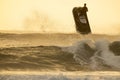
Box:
[62, 39, 120, 70]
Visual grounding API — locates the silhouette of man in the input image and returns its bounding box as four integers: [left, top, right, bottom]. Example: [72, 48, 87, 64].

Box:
[81, 3, 88, 15]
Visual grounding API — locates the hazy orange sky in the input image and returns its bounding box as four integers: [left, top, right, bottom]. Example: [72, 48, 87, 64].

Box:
[0, 0, 120, 34]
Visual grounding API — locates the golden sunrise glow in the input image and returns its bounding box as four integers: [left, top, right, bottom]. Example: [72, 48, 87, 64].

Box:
[0, 0, 120, 34]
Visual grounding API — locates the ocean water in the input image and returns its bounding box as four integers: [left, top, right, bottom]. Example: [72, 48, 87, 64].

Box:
[0, 71, 120, 80]
[0, 33, 120, 80]
[0, 39, 120, 71]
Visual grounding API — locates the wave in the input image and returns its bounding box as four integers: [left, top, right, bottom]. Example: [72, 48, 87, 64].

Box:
[62, 39, 120, 70]
[0, 46, 81, 71]
[0, 39, 120, 71]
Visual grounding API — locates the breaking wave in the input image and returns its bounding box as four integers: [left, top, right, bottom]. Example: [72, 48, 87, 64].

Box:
[0, 37, 120, 71]
[62, 39, 120, 70]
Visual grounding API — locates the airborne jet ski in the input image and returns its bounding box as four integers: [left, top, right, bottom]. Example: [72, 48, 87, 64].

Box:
[72, 4, 91, 34]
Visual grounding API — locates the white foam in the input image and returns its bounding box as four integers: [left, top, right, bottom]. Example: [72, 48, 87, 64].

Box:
[62, 39, 120, 70]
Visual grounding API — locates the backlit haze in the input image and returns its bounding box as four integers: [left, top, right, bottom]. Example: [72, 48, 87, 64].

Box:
[0, 0, 120, 35]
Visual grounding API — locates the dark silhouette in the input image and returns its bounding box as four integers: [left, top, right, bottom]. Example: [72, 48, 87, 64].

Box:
[82, 3, 88, 13]
[72, 3, 91, 34]
[81, 3, 88, 15]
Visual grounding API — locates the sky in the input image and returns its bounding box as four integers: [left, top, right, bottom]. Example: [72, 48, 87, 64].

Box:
[0, 0, 120, 34]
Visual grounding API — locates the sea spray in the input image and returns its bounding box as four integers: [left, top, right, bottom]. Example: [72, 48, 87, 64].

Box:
[62, 39, 95, 65]
[90, 40, 113, 70]
[62, 39, 120, 70]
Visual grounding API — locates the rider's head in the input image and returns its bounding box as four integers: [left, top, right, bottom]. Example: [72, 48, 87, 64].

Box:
[84, 3, 86, 7]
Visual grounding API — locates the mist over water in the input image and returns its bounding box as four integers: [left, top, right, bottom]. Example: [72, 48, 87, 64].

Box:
[21, 11, 75, 33]
[23, 11, 55, 32]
